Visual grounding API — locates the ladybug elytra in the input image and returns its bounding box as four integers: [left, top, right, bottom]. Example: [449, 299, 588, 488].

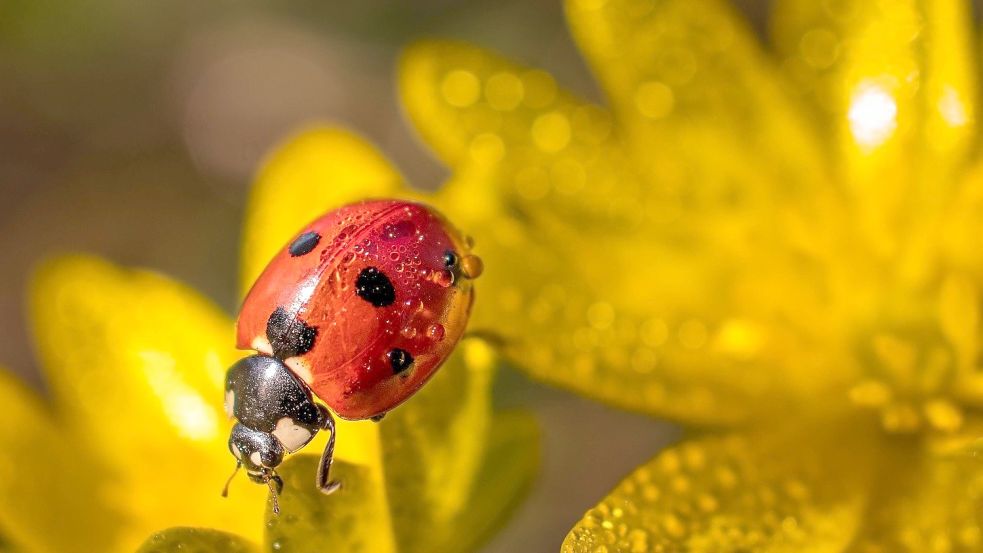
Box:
[222, 200, 482, 511]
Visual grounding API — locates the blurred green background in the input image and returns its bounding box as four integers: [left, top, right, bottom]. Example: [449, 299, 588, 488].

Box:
[0, 0, 900, 550]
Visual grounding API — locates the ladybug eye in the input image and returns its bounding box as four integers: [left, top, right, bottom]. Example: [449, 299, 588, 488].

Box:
[443, 250, 458, 268]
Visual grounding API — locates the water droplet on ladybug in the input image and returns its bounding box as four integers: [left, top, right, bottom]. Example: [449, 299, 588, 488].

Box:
[432, 269, 455, 288]
[382, 220, 416, 240]
[401, 326, 418, 339]
[427, 323, 446, 342]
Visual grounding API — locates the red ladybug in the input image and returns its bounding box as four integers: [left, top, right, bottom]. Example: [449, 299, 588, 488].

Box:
[221, 199, 483, 511]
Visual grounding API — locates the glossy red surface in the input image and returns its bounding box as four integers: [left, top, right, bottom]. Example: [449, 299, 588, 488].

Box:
[236, 200, 476, 419]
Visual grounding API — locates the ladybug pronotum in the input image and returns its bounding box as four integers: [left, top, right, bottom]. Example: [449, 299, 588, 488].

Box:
[222, 200, 482, 512]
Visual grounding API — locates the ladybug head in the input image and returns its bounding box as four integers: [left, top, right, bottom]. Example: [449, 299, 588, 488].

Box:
[222, 355, 330, 512]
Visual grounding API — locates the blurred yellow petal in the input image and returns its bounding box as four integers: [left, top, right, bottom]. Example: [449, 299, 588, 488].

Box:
[30, 255, 266, 551]
[137, 528, 257, 553]
[563, 427, 872, 552]
[380, 339, 538, 553]
[264, 457, 395, 553]
[381, 338, 496, 550]
[431, 411, 539, 553]
[454, 209, 816, 425]
[943, 160, 983, 276]
[0, 369, 121, 553]
[240, 126, 408, 294]
[566, 0, 829, 227]
[402, 40, 848, 426]
[773, 0, 978, 248]
[400, 40, 643, 230]
[850, 441, 983, 551]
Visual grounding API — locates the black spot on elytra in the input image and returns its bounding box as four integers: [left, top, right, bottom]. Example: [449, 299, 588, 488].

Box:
[387, 348, 414, 375]
[289, 231, 321, 257]
[266, 306, 318, 359]
[355, 267, 396, 307]
[443, 250, 458, 268]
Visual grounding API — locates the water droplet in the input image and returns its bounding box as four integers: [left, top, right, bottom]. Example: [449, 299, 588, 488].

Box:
[432, 269, 455, 288]
[486, 71, 524, 110]
[461, 254, 484, 278]
[401, 326, 418, 339]
[382, 220, 415, 240]
[441, 69, 480, 107]
[634, 81, 675, 119]
[531, 111, 571, 153]
[427, 323, 446, 341]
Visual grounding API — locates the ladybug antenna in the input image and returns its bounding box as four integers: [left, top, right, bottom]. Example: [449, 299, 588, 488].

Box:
[267, 475, 282, 515]
[221, 462, 241, 498]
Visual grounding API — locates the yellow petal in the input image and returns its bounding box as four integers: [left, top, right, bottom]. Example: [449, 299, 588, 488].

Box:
[137, 528, 258, 553]
[851, 439, 983, 551]
[0, 369, 121, 553]
[240, 126, 407, 295]
[400, 40, 643, 231]
[566, 0, 828, 221]
[940, 166, 983, 406]
[380, 339, 538, 553]
[432, 411, 539, 553]
[563, 427, 871, 552]
[264, 457, 395, 553]
[402, 40, 847, 426]
[380, 337, 497, 548]
[30, 255, 266, 551]
[773, 0, 977, 242]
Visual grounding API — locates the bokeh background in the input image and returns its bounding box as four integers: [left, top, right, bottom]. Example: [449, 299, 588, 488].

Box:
[0, 0, 953, 550]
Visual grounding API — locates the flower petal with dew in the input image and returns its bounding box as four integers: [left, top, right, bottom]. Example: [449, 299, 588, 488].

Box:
[400, 38, 850, 428]
[400, 0, 983, 550]
[563, 424, 873, 552]
[850, 439, 983, 551]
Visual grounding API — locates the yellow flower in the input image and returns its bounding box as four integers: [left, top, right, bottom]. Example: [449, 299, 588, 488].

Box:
[394, 0, 983, 550]
[0, 128, 537, 552]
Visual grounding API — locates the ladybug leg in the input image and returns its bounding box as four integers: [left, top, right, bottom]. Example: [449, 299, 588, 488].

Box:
[263, 471, 285, 515]
[220, 461, 242, 497]
[316, 406, 342, 495]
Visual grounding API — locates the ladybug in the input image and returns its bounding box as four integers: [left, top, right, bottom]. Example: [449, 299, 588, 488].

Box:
[221, 199, 483, 511]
